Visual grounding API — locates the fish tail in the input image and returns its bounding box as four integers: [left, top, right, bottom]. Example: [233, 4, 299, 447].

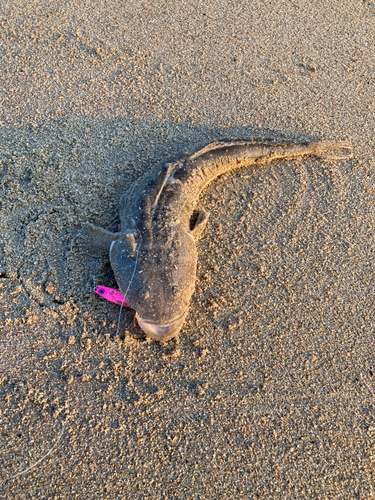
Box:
[313, 141, 353, 160]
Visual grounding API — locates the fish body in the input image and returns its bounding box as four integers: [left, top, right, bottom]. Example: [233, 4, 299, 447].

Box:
[78, 138, 353, 341]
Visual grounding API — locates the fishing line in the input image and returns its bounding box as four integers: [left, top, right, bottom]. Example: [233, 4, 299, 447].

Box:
[113, 220, 142, 343]
[3, 400, 70, 483]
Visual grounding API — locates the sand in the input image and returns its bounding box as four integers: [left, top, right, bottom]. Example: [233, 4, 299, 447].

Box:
[1, 0, 375, 498]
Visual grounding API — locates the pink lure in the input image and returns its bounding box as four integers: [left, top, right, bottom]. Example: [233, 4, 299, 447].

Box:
[95, 286, 130, 308]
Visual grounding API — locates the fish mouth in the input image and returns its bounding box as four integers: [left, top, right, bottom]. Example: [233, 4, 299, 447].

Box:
[136, 314, 185, 341]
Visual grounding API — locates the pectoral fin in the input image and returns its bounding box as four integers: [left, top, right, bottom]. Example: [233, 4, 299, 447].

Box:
[189, 210, 209, 241]
[73, 222, 120, 257]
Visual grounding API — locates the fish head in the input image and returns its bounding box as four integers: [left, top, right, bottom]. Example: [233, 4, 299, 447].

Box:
[110, 226, 197, 341]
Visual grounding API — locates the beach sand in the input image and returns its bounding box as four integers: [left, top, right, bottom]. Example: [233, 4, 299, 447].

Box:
[1, 0, 375, 498]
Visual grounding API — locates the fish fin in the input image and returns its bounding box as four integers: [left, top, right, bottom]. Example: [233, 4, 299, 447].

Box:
[313, 141, 353, 160]
[187, 139, 274, 161]
[120, 161, 183, 229]
[73, 222, 120, 257]
[190, 210, 209, 241]
[152, 161, 183, 208]
[189, 139, 353, 162]
[188, 141, 237, 160]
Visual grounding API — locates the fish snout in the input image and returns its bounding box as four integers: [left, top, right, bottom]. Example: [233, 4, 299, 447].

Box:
[136, 314, 185, 341]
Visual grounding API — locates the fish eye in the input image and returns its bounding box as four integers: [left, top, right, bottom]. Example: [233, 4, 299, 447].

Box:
[171, 285, 180, 297]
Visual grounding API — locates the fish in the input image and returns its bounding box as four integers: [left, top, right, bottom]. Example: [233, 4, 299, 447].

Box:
[77, 137, 353, 341]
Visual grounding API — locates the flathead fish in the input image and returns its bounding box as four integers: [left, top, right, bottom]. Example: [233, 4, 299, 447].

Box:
[77, 138, 353, 341]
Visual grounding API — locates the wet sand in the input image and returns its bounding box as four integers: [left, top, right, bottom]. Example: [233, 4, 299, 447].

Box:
[1, 0, 375, 498]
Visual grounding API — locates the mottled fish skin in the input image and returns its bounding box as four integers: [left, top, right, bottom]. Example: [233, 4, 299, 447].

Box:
[80, 138, 353, 341]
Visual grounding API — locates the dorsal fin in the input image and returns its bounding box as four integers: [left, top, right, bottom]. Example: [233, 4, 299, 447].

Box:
[133, 157, 185, 211]
[130, 157, 186, 237]
[151, 160, 182, 208]
[187, 138, 297, 162]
